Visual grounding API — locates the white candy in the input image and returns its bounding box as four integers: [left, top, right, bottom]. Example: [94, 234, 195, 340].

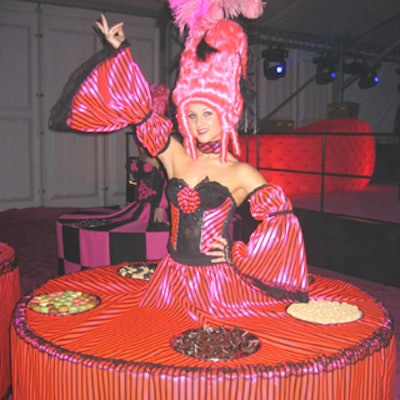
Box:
[286, 300, 362, 324]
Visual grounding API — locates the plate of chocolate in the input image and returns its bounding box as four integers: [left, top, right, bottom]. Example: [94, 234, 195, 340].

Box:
[71, 219, 109, 228]
[27, 290, 100, 315]
[170, 326, 260, 361]
[118, 262, 157, 280]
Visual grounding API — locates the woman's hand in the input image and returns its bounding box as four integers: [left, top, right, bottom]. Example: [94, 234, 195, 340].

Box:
[205, 237, 232, 264]
[95, 14, 126, 49]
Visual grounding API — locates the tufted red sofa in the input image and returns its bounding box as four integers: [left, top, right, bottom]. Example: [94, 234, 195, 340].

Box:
[238, 119, 376, 195]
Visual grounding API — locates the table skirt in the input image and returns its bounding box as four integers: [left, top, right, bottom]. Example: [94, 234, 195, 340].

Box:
[11, 266, 395, 400]
[0, 242, 20, 399]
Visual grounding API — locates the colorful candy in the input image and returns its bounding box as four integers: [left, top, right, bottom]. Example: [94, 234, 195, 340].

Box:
[28, 291, 99, 315]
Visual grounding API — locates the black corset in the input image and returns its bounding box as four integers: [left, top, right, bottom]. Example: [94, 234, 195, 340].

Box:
[167, 177, 236, 265]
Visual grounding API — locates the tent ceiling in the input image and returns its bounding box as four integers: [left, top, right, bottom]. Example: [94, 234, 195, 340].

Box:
[247, 0, 400, 61]
[26, 0, 400, 61]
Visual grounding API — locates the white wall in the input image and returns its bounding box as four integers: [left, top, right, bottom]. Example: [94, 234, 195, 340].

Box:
[0, 1, 159, 211]
[0, 1, 41, 210]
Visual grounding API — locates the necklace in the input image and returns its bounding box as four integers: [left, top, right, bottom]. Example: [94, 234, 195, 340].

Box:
[197, 140, 221, 154]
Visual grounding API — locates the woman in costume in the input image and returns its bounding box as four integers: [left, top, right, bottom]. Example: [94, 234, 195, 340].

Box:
[50, 5, 308, 324]
[13, 7, 394, 399]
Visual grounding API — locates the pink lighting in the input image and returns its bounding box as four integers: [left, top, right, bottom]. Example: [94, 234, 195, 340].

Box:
[239, 119, 376, 195]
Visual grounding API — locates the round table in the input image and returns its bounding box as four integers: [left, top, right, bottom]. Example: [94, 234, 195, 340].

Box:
[56, 210, 169, 274]
[11, 265, 395, 400]
[0, 242, 20, 399]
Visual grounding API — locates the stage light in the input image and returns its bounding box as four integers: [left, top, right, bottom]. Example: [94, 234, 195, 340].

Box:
[263, 59, 287, 80]
[313, 56, 337, 85]
[342, 59, 380, 89]
[262, 47, 288, 80]
[358, 68, 379, 89]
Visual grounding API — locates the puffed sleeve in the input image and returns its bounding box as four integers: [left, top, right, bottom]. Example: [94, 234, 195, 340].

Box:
[232, 183, 309, 301]
[49, 41, 173, 156]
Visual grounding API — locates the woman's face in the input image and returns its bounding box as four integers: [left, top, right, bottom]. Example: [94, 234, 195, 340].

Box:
[187, 103, 221, 143]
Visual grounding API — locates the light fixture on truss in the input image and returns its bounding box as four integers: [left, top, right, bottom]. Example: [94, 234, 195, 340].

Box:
[313, 55, 337, 85]
[262, 47, 288, 80]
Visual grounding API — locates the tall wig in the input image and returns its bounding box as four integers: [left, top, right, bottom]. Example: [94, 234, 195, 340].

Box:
[172, 19, 248, 162]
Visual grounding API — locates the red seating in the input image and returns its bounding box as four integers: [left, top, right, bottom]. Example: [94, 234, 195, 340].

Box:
[239, 119, 376, 195]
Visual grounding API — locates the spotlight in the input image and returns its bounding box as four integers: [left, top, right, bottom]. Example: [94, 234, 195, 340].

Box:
[262, 47, 288, 80]
[358, 68, 379, 89]
[263, 59, 287, 80]
[343, 59, 380, 89]
[313, 56, 337, 85]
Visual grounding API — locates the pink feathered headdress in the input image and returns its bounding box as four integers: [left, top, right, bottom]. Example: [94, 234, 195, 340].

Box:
[172, 19, 247, 162]
[170, 0, 264, 162]
[168, 0, 264, 35]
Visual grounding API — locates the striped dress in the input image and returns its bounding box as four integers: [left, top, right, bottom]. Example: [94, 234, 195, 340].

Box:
[139, 176, 309, 325]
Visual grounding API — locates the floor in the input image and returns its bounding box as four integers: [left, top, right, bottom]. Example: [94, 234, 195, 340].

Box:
[292, 183, 400, 223]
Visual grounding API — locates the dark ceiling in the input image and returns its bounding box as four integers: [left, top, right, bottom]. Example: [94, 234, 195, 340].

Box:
[247, 0, 400, 62]
[29, 0, 400, 62]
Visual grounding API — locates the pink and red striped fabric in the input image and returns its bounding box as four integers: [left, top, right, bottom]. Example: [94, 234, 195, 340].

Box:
[0, 242, 20, 398]
[11, 266, 396, 400]
[233, 183, 308, 300]
[67, 46, 172, 156]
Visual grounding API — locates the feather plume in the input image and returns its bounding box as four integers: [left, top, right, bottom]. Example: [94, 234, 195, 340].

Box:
[168, 0, 264, 35]
[218, 0, 264, 19]
[168, 0, 212, 34]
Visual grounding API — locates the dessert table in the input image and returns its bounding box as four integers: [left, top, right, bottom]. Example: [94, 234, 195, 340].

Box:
[11, 265, 395, 400]
[0, 242, 20, 399]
